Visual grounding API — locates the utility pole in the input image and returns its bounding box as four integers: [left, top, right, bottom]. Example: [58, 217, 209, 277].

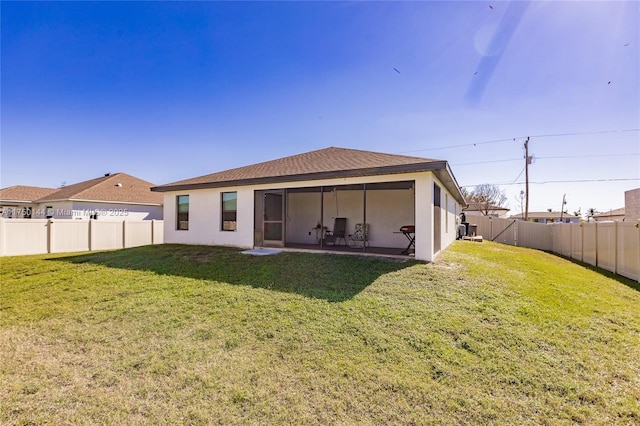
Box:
[560, 194, 567, 222]
[524, 137, 530, 221]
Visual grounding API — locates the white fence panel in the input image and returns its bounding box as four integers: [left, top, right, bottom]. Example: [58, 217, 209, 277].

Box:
[616, 222, 640, 281]
[469, 216, 493, 239]
[596, 222, 617, 273]
[0, 219, 164, 257]
[152, 219, 164, 245]
[0, 219, 48, 256]
[90, 221, 124, 251]
[582, 223, 597, 267]
[561, 224, 573, 258]
[570, 223, 582, 261]
[491, 218, 517, 246]
[552, 224, 563, 255]
[518, 221, 553, 251]
[124, 221, 152, 248]
[51, 220, 90, 253]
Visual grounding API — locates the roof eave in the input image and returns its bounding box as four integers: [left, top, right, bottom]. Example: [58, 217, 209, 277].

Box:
[152, 162, 449, 193]
[33, 198, 162, 206]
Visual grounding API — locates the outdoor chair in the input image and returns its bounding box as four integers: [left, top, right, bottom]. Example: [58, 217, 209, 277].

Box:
[324, 217, 347, 246]
[348, 223, 369, 248]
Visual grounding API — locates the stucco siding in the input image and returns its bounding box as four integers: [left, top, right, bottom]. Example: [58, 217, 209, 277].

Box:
[162, 171, 462, 261]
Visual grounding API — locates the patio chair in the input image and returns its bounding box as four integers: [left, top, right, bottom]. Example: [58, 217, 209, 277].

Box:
[348, 223, 369, 248]
[324, 217, 347, 246]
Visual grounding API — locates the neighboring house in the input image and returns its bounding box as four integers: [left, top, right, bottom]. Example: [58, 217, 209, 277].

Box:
[463, 202, 509, 218]
[0, 186, 58, 218]
[625, 188, 640, 221]
[0, 173, 163, 220]
[152, 147, 466, 262]
[592, 207, 625, 222]
[509, 211, 581, 224]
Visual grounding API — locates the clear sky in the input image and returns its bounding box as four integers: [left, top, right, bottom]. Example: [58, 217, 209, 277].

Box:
[2, 1, 638, 216]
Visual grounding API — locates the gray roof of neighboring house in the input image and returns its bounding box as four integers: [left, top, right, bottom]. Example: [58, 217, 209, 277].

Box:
[1, 173, 163, 206]
[153, 146, 465, 203]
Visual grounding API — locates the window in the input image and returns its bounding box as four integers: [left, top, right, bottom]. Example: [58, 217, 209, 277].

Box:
[46, 206, 54, 219]
[177, 195, 189, 230]
[221, 192, 237, 231]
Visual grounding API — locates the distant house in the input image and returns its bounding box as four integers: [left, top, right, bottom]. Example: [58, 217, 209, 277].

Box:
[509, 211, 580, 224]
[0, 186, 58, 218]
[592, 207, 625, 222]
[152, 147, 466, 262]
[625, 188, 640, 221]
[463, 202, 509, 218]
[0, 173, 163, 220]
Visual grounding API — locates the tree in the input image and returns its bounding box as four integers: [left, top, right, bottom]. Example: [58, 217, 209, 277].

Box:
[586, 207, 599, 221]
[465, 183, 508, 216]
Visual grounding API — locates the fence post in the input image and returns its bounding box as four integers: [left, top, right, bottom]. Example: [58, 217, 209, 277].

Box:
[0, 218, 5, 257]
[151, 219, 155, 245]
[580, 222, 584, 263]
[595, 221, 599, 268]
[614, 221, 619, 275]
[122, 220, 127, 249]
[637, 223, 640, 283]
[88, 219, 92, 251]
[48, 219, 54, 254]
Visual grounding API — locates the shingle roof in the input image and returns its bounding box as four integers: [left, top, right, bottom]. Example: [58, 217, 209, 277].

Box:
[0, 185, 58, 203]
[36, 173, 163, 205]
[592, 207, 625, 218]
[510, 211, 580, 219]
[154, 147, 445, 190]
[463, 202, 509, 212]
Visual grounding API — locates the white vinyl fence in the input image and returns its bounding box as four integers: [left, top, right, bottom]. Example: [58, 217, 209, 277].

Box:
[0, 219, 163, 256]
[470, 215, 640, 282]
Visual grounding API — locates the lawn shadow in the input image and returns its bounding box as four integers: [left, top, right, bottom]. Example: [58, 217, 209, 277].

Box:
[556, 254, 640, 293]
[49, 244, 419, 302]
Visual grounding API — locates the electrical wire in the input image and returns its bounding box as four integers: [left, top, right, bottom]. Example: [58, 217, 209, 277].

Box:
[462, 177, 640, 188]
[399, 128, 640, 153]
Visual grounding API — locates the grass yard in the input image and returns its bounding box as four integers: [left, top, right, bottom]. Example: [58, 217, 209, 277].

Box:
[1, 242, 639, 425]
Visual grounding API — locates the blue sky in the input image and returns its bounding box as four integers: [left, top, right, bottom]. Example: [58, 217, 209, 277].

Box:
[2, 1, 638, 215]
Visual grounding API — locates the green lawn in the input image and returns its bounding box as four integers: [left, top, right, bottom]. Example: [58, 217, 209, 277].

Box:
[1, 242, 639, 424]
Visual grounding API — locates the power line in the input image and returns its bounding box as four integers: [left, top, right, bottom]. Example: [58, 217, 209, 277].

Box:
[399, 128, 640, 153]
[462, 177, 640, 188]
[450, 152, 639, 167]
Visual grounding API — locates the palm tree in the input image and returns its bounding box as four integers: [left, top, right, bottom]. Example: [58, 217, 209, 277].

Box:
[586, 208, 598, 221]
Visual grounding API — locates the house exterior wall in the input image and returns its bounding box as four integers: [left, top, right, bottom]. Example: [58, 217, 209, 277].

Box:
[162, 171, 462, 261]
[27, 201, 162, 220]
[0, 204, 37, 218]
[625, 188, 640, 221]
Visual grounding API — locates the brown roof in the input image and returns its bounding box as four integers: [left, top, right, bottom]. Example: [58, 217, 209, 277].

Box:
[592, 207, 625, 218]
[463, 202, 509, 212]
[510, 211, 580, 220]
[36, 173, 163, 205]
[0, 185, 57, 203]
[154, 146, 447, 190]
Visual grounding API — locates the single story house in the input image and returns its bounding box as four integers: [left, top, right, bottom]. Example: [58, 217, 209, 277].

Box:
[0, 173, 163, 220]
[592, 207, 625, 222]
[152, 147, 466, 261]
[509, 211, 581, 223]
[463, 202, 510, 218]
[0, 186, 58, 218]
